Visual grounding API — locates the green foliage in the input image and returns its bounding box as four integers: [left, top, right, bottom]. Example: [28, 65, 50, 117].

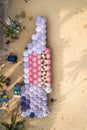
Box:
[0, 105, 25, 130]
[20, 10, 26, 18]
[4, 25, 19, 41]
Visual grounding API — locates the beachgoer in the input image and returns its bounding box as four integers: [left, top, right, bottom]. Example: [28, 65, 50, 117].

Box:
[50, 98, 57, 103]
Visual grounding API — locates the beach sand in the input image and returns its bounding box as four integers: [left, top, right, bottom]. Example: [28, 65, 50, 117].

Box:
[1, 0, 87, 130]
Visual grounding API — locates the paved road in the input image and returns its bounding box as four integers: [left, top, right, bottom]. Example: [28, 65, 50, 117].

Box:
[0, 2, 5, 49]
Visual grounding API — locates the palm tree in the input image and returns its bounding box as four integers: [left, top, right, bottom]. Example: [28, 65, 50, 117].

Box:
[0, 105, 25, 130]
[0, 75, 7, 90]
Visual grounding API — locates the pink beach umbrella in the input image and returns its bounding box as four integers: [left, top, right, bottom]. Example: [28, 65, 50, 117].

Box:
[47, 65, 51, 70]
[46, 54, 51, 59]
[46, 59, 51, 65]
[29, 54, 32, 59]
[47, 70, 51, 76]
[46, 48, 51, 53]
[33, 74, 37, 79]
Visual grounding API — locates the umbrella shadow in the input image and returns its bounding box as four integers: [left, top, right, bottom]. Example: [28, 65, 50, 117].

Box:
[65, 49, 87, 80]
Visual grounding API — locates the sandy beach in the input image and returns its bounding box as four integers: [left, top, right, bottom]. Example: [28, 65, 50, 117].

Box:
[0, 0, 87, 130]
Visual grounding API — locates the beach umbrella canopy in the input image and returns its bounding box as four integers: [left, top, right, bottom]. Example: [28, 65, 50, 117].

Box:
[43, 111, 48, 117]
[23, 57, 29, 62]
[32, 34, 37, 40]
[41, 24, 46, 29]
[36, 16, 42, 21]
[24, 68, 29, 73]
[36, 27, 42, 32]
[24, 73, 29, 78]
[25, 83, 29, 88]
[23, 62, 29, 68]
[21, 112, 27, 118]
[28, 49, 33, 54]
[30, 112, 35, 118]
[37, 111, 44, 119]
[41, 18, 47, 23]
[21, 106, 27, 112]
[41, 29, 47, 34]
[23, 51, 29, 57]
[26, 104, 30, 109]
[21, 101, 26, 107]
[21, 96, 26, 101]
[27, 43, 33, 49]
[26, 99, 30, 104]
[24, 78, 29, 83]
[45, 87, 52, 93]
[21, 86, 26, 92]
[26, 110, 31, 115]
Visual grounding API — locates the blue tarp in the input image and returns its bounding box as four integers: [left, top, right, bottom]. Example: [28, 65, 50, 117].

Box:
[7, 55, 17, 63]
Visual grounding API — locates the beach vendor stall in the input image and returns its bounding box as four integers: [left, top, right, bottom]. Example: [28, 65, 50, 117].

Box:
[21, 16, 52, 119]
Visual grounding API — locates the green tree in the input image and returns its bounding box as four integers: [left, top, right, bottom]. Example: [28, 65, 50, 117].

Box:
[0, 105, 25, 130]
[4, 25, 19, 41]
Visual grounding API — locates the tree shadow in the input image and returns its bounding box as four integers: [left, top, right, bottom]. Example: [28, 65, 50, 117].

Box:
[65, 49, 87, 80]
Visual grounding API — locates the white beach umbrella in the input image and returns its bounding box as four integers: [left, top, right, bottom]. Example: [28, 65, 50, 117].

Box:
[36, 27, 42, 32]
[41, 29, 47, 34]
[24, 78, 29, 83]
[28, 49, 33, 54]
[21, 112, 27, 118]
[32, 34, 37, 40]
[41, 18, 47, 24]
[24, 73, 29, 78]
[36, 16, 42, 21]
[23, 57, 29, 62]
[23, 51, 29, 57]
[37, 112, 44, 119]
[43, 111, 48, 117]
[41, 24, 46, 29]
[36, 48, 42, 54]
[27, 43, 33, 49]
[26, 110, 31, 116]
[25, 83, 30, 88]
[24, 68, 29, 73]
[45, 87, 52, 93]
[23, 62, 29, 68]
[40, 34, 46, 40]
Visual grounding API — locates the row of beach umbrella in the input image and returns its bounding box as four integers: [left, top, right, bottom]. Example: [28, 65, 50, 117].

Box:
[21, 16, 52, 118]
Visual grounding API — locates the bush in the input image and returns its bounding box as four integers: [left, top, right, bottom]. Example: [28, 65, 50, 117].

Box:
[20, 10, 26, 18]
